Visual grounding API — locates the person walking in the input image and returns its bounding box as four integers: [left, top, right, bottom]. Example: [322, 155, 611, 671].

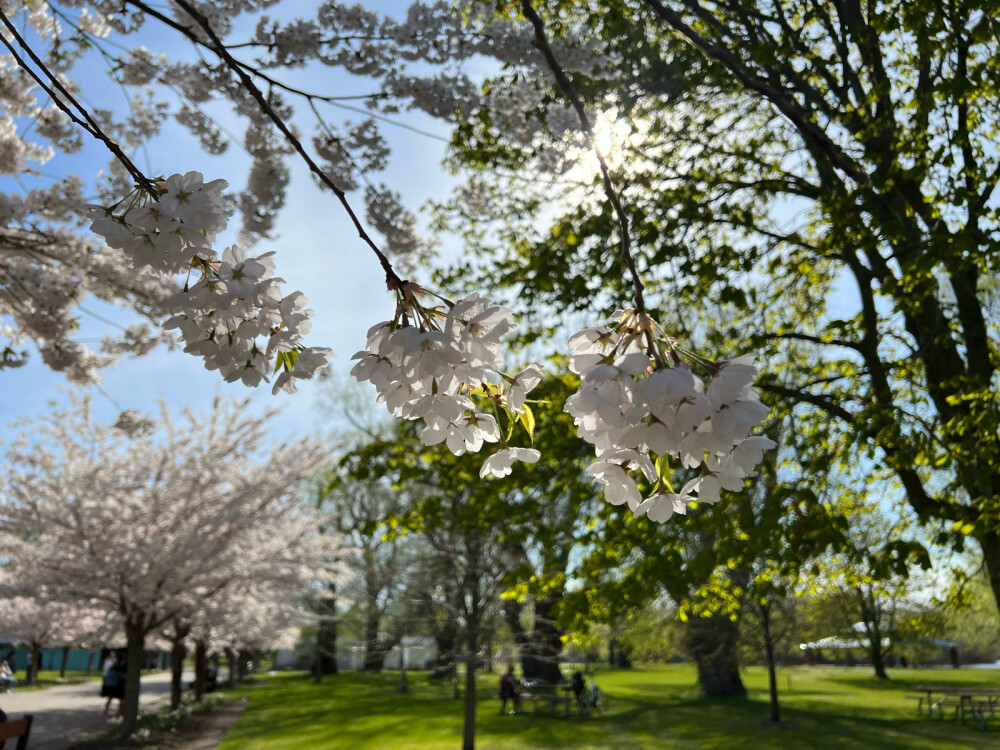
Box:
[0, 660, 16, 692]
[101, 652, 126, 716]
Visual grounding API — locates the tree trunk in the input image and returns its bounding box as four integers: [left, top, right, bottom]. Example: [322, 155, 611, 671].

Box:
[314, 584, 338, 682]
[981, 532, 1000, 629]
[686, 613, 746, 698]
[86, 649, 96, 679]
[859, 589, 890, 680]
[608, 638, 632, 670]
[193, 640, 208, 700]
[170, 638, 186, 710]
[362, 612, 385, 672]
[431, 620, 458, 679]
[226, 647, 236, 688]
[504, 597, 565, 684]
[120, 619, 146, 738]
[399, 647, 409, 693]
[869, 631, 889, 680]
[59, 646, 69, 678]
[761, 603, 780, 723]
[26, 644, 39, 685]
[462, 641, 477, 750]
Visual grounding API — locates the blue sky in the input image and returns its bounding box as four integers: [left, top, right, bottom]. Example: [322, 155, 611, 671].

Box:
[1, 0, 460, 445]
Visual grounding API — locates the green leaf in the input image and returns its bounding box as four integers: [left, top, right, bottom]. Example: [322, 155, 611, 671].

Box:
[518, 404, 536, 440]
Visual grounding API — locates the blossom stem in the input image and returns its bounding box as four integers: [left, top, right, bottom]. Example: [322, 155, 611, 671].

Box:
[520, 0, 647, 316]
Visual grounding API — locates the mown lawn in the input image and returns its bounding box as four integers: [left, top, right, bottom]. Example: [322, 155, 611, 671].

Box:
[10, 668, 100, 691]
[216, 664, 1000, 749]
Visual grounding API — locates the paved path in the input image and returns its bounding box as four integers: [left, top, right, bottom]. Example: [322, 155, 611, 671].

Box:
[0, 671, 191, 749]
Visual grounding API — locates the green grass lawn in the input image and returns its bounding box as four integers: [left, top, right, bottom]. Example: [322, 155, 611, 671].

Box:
[216, 664, 1000, 749]
[10, 668, 101, 691]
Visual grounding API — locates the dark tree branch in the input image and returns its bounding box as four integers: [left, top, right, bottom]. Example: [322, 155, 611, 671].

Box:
[125, 0, 403, 287]
[642, 0, 867, 185]
[764, 331, 863, 352]
[759, 382, 853, 423]
[520, 0, 647, 314]
[0, 9, 156, 196]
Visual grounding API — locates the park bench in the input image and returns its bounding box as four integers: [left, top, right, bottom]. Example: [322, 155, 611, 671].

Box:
[907, 687, 963, 719]
[0, 713, 34, 750]
[519, 682, 581, 718]
[909, 686, 1000, 728]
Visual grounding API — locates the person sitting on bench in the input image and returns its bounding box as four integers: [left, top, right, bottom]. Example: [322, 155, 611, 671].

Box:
[499, 664, 522, 715]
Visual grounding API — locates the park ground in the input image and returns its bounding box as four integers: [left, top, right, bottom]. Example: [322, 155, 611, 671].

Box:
[201, 663, 1000, 749]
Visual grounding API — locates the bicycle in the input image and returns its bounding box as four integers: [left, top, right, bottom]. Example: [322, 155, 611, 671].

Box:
[575, 677, 609, 717]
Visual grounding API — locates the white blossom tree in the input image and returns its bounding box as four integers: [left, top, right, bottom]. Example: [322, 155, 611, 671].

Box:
[0, 597, 98, 684]
[0, 395, 335, 736]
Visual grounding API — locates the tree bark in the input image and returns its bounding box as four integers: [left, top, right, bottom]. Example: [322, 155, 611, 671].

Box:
[120, 619, 146, 738]
[980, 532, 1000, 627]
[608, 638, 632, 670]
[85, 648, 96, 679]
[504, 597, 565, 684]
[314, 584, 338, 682]
[431, 619, 458, 679]
[170, 637, 186, 710]
[193, 640, 208, 700]
[686, 613, 745, 698]
[859, 588, 890, 680]
[362, 612, 385, 672]
[226, 647, 236, 688]
[59, 646, 69, 678]
[462, 635, 478, 750]
[26, 644, 40, 685]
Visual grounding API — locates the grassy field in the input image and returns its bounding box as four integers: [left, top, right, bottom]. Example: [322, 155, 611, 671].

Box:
[214, 663, 1000, 749]
[8, 668, 100, 691]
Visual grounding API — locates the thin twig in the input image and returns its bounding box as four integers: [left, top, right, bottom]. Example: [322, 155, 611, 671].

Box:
[520, 0, 646, 314]
[0, 8, 157, 196]
[136, 0, 402, 287]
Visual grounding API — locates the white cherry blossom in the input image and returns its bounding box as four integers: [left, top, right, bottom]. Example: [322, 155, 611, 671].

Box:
[351, 285, 542, 471]
[88, 172, 331, 392]
[479, 447, 541, 478]
[567, 309, 775, 521]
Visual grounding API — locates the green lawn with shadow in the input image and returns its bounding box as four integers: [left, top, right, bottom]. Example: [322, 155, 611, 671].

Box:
[216, 664, 1000, 748]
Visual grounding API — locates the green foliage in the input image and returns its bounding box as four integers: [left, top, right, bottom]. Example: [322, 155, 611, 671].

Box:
[940, 568, 1000, 663]
[335, 371, 602, 624]
[433, 0, 1000, 612]
[614, 599, 685, 663]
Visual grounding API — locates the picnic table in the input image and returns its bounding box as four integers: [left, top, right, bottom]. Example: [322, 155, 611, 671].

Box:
[909, 685, 1000, 729]
[519, 681, 581, 717]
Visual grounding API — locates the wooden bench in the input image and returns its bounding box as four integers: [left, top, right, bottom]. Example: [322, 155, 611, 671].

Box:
[907, 691, 962, 719]
[909, 686, 1000, 728]
[0, 714, 34, 750]
[960, 695, 1000, 729]
[517, 682, 586, 718]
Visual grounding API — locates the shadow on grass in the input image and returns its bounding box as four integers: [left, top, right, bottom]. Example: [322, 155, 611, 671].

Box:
[219, 669, 1000, 749]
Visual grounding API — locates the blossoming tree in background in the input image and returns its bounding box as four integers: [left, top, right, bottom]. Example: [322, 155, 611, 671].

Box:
[0, 598, 105, 685]
[0, 396, 338, 736]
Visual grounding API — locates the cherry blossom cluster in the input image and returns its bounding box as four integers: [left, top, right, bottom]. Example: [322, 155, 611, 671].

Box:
[86, 172, 331, 391]
[566, 309, 775, 523]
[350, 283, 542, 478]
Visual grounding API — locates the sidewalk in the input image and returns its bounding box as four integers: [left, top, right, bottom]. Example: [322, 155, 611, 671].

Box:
[0, 671, 189, 749]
